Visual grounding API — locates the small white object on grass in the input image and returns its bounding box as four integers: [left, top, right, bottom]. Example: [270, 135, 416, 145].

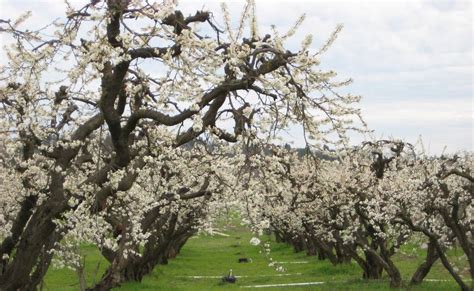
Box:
[249, 237, 261, 245]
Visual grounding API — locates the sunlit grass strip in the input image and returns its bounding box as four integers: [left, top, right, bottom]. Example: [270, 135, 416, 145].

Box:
[179, 273, 303, 278]
[241, 281, 325, 288]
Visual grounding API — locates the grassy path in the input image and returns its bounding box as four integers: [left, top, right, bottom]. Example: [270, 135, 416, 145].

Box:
[44, 224, 464, 290]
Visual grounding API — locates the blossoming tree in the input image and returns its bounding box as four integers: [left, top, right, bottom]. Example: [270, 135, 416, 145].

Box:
[0, 0, 363, 289]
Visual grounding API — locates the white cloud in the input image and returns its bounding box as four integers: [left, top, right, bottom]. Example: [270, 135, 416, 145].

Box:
[361, 99, 472, 124]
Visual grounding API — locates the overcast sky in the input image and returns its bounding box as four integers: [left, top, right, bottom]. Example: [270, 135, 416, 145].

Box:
[1, 0, 472, 154]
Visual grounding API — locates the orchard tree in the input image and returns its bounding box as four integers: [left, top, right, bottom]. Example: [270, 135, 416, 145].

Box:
[0, 0, 363, 289]
[386, 152, 473, 290]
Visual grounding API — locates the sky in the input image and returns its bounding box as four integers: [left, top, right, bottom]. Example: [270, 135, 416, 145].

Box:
[0, 0, 472, 154]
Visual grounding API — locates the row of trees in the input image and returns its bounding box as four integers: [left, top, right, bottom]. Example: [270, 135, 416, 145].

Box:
[0, 0, 363, 290]
[240, 141, 472, 290]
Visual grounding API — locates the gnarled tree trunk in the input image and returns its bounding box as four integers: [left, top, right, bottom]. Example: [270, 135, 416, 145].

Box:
[410, 240, 439, 285]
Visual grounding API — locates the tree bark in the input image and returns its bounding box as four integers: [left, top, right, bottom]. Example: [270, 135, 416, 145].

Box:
[0, 173, 67, 291]
[410, 240, 439, 285]
[434, 239, 471, 291]
[362, 250, 383, 280]
[0, 195, 37, 275]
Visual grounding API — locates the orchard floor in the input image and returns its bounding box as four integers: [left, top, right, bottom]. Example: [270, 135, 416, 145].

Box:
[43, 223, 468, 290]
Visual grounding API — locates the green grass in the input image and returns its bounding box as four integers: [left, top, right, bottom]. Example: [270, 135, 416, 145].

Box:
[42, 222, 468, 290]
